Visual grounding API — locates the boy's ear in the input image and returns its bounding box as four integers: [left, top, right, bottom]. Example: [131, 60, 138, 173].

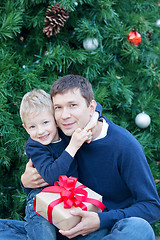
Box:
[22, 123, 26, 130]
[22, 123, 28, 133]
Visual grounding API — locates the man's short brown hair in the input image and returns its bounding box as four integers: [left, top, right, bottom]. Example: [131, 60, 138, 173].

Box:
[50, 74, 94, 106]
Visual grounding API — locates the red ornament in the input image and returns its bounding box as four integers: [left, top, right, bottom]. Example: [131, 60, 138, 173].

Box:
[128, 29, 141, 46]
[158, 3, 160, 7]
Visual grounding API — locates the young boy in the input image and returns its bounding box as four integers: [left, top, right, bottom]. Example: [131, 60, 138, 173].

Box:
[20, 89, 93, 240]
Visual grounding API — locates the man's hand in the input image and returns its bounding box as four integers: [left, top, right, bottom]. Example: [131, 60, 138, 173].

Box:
[59, 208, 100, 239]
[21, 159, 49, 188]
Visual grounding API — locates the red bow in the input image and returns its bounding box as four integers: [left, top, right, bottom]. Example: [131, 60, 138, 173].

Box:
[34, 175, 105, 224]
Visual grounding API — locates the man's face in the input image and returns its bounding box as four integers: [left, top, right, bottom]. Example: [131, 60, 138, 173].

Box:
[52, 88, 95, 136]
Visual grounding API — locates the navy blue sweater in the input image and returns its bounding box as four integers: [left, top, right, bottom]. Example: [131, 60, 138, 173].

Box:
[75, 117, 160, 229]
[24, 137, 77, 194]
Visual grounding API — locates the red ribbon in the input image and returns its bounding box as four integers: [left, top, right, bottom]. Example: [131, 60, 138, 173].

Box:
[34, 175, 105, 224]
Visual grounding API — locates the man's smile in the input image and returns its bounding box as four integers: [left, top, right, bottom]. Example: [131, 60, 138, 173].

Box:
[62, 122, 76, 128]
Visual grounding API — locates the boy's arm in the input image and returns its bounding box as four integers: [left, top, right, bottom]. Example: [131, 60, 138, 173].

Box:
[24, 144, 74, 186]
[22, 130, 90, 187]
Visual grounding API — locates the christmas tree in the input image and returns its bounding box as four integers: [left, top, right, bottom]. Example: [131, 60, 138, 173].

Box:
[0, 0, 160, 235]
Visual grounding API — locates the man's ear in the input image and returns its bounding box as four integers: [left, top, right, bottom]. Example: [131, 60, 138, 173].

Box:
[89, 100, 97, 115]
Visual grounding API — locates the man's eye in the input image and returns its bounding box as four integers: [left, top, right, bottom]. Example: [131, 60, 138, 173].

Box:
[54, 106, 61, 110]
[70, 104, 77, 107]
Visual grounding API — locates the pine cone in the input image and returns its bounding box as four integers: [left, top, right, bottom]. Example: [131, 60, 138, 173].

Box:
[43, 3, 70, 37]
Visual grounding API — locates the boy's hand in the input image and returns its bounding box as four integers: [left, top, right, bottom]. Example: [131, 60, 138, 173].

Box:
[84, 111, 99, 132]
[59, 208, 100, 238]
[65, 128, 92, 157]
[71, 128, 92, 148]
[21, 159, 49, 188]
[84, 111, 99, 143]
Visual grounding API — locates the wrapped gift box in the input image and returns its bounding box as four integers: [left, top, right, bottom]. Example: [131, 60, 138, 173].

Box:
[34, 176, 105, 231]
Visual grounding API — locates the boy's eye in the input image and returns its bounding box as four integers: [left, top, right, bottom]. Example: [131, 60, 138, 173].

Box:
[29, 125, 35, 129]
[44, 121, 49, 124]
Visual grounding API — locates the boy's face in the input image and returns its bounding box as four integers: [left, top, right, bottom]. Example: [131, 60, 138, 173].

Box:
[52, 88, 96, 136]
[23, 110, 59, 145]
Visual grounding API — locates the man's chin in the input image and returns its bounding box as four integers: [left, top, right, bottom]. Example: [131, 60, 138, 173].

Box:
[61, 128, 75, 136]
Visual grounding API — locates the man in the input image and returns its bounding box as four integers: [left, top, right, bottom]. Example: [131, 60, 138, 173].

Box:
[1, 75, 160, 240]
[48, 74, 160, 240]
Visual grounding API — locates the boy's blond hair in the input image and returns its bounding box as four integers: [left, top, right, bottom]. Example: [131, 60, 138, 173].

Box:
[20, 89, 53, 125]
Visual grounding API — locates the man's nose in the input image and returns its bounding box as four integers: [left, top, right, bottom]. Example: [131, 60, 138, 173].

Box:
[61, 108, 71, 119]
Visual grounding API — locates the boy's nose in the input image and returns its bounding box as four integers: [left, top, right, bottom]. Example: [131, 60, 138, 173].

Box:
[37, 126, 44, 135]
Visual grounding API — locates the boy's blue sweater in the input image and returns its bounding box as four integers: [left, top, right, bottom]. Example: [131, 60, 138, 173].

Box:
[76, 117, 160, 229]
[24, 138, 77, 194]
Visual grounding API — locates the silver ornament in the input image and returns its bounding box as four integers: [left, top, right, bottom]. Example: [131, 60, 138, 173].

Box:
[83, 38, 99, 51]
[156, 19, 160, 26]
[135, 112, 151, 129]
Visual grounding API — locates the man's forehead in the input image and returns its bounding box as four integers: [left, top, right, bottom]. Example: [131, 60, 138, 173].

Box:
[57, 88, 81, 95]
[52, 88, 83, 101]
